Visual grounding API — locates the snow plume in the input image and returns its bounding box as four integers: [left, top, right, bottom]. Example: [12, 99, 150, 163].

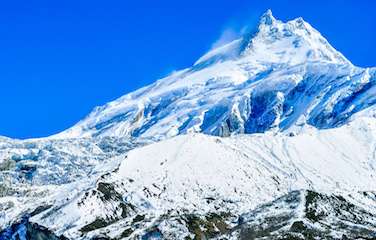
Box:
[211, 12, 260, 50]
[211, 28, 239, 50]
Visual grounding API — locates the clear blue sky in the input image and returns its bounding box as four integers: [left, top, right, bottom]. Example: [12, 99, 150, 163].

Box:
[1, 0, 375, 139]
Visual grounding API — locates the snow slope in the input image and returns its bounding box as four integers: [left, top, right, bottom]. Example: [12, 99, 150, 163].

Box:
[0, 136, 147, 228]
[27, 115, 376, 239]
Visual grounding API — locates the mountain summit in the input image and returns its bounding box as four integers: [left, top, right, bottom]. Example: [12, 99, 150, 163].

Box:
[196, 9, 350, 67]
[56, 11, 375, 140]
[259, 9, 276, 25]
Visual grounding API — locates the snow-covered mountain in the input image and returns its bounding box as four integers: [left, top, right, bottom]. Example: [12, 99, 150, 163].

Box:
[1, 10, 376, 240]
[56, 10, 375, 140]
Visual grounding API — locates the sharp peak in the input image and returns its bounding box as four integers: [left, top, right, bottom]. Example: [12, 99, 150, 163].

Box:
[250, 10, 320, 40]
[259, 9, 276, 25]
[257, 9, 310, 28]
[194, 10, 351, 67]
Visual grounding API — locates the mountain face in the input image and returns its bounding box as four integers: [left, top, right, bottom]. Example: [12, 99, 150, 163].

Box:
[56, 10, 375, 140]
[1, 10, 376, 240]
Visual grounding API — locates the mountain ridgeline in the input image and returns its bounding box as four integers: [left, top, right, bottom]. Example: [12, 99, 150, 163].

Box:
[56, 10, 376, 140]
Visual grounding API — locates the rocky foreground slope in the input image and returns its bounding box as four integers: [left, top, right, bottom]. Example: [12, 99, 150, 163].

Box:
[1, 10, 376, 240]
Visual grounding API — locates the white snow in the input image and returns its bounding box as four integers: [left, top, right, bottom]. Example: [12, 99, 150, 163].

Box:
[52, 11, 371, 141]
[1, 9, 375, 240]
[30, 115, 376, 238]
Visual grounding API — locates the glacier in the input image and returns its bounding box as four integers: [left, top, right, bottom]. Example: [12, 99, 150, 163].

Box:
[1, 10, 376, 240]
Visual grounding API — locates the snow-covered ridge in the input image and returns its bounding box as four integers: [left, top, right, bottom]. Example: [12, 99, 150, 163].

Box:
[195, 10, 350, 66]
[54, 10, 375, 141]
[30, 115, 376, 239]
[0, 136, 148, 228]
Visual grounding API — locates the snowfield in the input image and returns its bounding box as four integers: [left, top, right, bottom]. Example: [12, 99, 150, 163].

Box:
[28, 115, 376, 239]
